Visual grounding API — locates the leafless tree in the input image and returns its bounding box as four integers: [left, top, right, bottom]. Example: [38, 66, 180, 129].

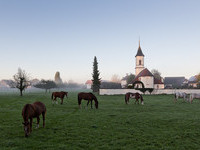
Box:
[13, 68, 30, 96]
[111, 74, 121, 83]
[151, 69, 162, 80]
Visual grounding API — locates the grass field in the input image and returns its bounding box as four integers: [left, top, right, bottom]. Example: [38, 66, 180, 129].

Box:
[0, 92, 200, 150]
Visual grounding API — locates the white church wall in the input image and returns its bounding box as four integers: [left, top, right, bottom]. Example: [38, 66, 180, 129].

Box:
[140, 76, 154, 88]
[121, 80, 127, 88]
[154, 84, 164, 89]
[99, 89, 200, 95]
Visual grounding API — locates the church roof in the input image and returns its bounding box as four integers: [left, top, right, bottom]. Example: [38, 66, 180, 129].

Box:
[132, 68, 153, 83]
[135, 46, 144, 57]
[154, 78, 164, 84]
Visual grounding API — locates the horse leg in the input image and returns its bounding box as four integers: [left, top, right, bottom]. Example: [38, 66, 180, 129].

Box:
[30, 118, 33, 132]
[42, 112, 45, 128]
[87, 100, 90, 109]
[61, 98, 63, 104]
[54, 97, 58, 104]
[36, 117, 40, 129]
[91, 100, 93, 109]
[135, 98, 139, 104]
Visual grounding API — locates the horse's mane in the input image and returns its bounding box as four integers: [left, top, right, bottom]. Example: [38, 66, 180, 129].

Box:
[22, 104, 32, 120]
[90, 93, 97, 101]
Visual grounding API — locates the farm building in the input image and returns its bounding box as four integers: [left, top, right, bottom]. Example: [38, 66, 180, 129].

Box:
[85, 80, 92, 89]
[188, 75, 200, 88]
[164, 77, 187, 89]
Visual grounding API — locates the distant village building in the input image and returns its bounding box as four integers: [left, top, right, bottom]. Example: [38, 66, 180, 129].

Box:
[85, 80, 92, 89]
[121, 76, 128, 88]
[164, 77, 187, 89]
[188, 75, 199, 88]
[129, 41, 164, 89]
[0, 80, 12, 88]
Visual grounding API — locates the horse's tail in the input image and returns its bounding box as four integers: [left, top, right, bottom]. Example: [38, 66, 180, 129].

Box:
[189, 94, 193, 103]
[78, 93, 81, 105]
[51, 93, 54, 99]
[125, 93, 128, 104]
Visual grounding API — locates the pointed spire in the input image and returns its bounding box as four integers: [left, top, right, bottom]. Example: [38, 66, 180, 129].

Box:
[139, 37, 140, 48]
[135, 38, 144, 57]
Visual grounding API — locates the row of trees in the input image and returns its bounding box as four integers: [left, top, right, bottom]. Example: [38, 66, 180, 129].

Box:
[11, 56, 102, 96]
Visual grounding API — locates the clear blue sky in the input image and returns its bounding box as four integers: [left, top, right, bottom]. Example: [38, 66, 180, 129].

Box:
[0, 0, 199, 83]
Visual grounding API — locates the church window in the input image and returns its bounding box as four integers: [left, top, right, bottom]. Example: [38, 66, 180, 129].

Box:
[139, 60, 141, 65]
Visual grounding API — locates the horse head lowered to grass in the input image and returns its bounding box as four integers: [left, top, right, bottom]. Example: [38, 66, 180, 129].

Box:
[22, 101, 46, 137]
[78, 92, 98, 109]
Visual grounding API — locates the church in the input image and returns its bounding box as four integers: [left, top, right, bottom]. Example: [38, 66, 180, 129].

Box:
[122, 41, 164, 89]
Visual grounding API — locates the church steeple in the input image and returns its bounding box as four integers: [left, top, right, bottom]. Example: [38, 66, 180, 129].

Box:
[135, 39, 144, 57]
[135, 39, 145, 76]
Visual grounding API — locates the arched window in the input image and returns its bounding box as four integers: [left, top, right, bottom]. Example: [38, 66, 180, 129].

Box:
[139, 60, 141, 65]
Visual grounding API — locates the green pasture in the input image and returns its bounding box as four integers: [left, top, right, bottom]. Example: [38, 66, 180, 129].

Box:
[0, 92, 200, 150]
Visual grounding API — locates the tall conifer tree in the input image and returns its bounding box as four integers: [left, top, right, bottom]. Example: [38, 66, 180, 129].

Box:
[92, 56, 101, 92]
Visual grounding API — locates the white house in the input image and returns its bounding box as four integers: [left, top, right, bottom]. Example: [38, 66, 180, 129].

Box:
[85, 80, 92, 89]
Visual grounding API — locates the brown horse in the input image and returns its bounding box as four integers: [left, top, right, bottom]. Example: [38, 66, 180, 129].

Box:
[125, 92, 144, 105]
[22, 101, 46, 137]
[51, 91, 68, 104]
[78, 92, 98, 109]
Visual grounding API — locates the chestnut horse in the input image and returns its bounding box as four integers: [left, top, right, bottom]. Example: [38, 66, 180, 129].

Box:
[78, 92, 98, 109]
[125, 92, 144, 105]
[22, 101, 46, 137]
[51, 91, 68, 104]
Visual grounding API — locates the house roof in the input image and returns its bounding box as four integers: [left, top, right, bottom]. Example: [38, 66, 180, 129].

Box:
[154, 78, 164, 84]
[164, 77, 185, 87]
[188, 75, 198, 83]
[85, 80, 92, 84]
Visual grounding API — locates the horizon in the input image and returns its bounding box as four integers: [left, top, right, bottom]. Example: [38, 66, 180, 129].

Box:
[0, 0, 200, 84]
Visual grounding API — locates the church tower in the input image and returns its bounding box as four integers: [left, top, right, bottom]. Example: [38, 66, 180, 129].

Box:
[135, 40, 145, 76]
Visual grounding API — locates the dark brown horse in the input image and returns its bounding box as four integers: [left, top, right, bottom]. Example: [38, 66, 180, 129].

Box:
[22, 101, 46, 137]
[125, 92, 144, 105]
[51, 91, 68, 104]
[78, 92, 98, 109]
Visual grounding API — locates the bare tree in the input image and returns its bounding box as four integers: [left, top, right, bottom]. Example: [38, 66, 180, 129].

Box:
[111, 74, 121, 83]
[151, 69, 162, 80]
[13, 68, 30, 96]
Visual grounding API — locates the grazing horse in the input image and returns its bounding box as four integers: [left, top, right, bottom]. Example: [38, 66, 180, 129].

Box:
[78, 92, 98, 109]
[125, 92, 144, 105]
[174, 92, 187, 103]
[51, 91, 68, 104]
[22, 101, 46, 137]
[189, 93, 200, 103]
